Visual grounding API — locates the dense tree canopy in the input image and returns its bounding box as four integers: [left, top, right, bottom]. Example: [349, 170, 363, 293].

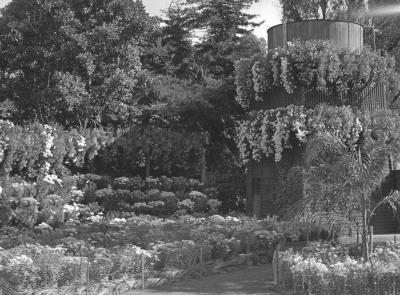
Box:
[162, 0, 264, 79]
[0, 0, 159, 126]
[279, 0, 367, 22]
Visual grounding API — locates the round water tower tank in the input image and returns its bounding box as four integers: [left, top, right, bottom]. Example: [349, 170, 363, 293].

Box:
[268, 20, 363, 52]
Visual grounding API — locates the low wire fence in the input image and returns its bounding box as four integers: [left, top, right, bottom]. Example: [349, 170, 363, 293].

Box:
[0, 242, 252, 295]
[273, 242, 400, 295]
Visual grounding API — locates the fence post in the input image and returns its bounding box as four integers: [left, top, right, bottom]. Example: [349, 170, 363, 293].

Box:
[273, 247, 277, 285]
[86, 260, 90, 295]
[141, 254, 145, 289]
[395, 235, 397, 244]
[273, 243, 280, 285]
[308, 256, 312, 295]
[200, 246, 203, 264]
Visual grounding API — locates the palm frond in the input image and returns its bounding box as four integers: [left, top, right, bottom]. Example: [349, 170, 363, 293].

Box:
[304, 132, 348, 168]
[368, 191, 400, 223]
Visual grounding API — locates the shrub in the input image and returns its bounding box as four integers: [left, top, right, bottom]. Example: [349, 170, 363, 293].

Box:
[75, 175, 220, 216]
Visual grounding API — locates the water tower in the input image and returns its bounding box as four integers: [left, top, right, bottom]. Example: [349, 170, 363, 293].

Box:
[246, 20, 388, 219]
[268, 20, 363, 52]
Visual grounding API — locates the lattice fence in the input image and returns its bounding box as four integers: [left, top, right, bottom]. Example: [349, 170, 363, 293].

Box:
[0, 244, 208, 295]
[0, 241, 253, 295]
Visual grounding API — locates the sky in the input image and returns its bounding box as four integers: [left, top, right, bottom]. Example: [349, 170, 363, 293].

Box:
[0, 0, 282, 40]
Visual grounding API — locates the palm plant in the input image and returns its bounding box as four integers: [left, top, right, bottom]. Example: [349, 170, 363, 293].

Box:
[303, 112, 400, 261]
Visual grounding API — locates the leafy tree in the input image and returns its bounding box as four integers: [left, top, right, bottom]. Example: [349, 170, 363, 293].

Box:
[279, 0, 321, 21]
[156, 0, 195, 78]
[279, 0, 367, 22]
[0, 0, 159, 126]
[181, 0, 263, 79]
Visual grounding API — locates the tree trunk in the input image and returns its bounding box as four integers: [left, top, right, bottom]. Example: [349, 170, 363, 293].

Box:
[145, 153, 151, 178]
[361, 194, 369, 262]
[201, 147, 206, 184]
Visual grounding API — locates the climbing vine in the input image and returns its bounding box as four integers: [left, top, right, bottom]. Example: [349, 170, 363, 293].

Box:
[236, 104, 363, 163]
[235, 40, 399, 110]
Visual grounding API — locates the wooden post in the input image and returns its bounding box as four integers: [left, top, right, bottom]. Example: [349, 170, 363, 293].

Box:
[200, 246, 203, 264]
[273, 249, 277, 285]
[308, 256, 312, 295]
[276, 243, 281, 285]
[141, 254, 145, 289]
[395, 235, 397, 244]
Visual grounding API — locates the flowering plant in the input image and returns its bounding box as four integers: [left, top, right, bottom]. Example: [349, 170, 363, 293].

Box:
[235, 40, 398, 110]
[237, 104, 363, 163]
[279, 242, 400, 293]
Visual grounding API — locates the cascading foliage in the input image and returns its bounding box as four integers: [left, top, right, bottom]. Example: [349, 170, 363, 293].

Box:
[235, 40, 399, 110]
[237, 104, 363, 163]
[234, 40, 400, 163]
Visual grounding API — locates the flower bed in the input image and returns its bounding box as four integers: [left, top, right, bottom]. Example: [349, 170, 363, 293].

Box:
[0, 169, 287, 294]
[76, 174, 221, 215]
[0, 173, 222, 234]
[0, 215, 282, 294]
[277, 242, 400, 295]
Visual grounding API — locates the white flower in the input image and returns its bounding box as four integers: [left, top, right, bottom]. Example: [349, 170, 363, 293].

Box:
[42, 161, 51, 173]
[0, 119, 14, 127]
[109, 218, 127, 225]
[71, 188, 84, 201]
[43, 173, 62, 185]
[63, 204, 79, 214]
[41, 126, 54, 158]
[35, 222, 53, 231]
[86, 214, 104, 223]
[76, 135, 86, 152]
[8, 255, 33, 266]
[225, 216, 240, 222]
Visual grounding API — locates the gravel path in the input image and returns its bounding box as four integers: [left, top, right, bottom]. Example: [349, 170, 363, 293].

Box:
[124, 264, 281, 295]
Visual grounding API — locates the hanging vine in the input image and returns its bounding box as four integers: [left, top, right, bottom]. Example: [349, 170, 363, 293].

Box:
[235, 40, 399, 110]
[236, 104, 363, 163]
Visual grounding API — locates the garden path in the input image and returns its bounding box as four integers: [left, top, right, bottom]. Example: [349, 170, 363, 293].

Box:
[126, 264, 280, 295]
